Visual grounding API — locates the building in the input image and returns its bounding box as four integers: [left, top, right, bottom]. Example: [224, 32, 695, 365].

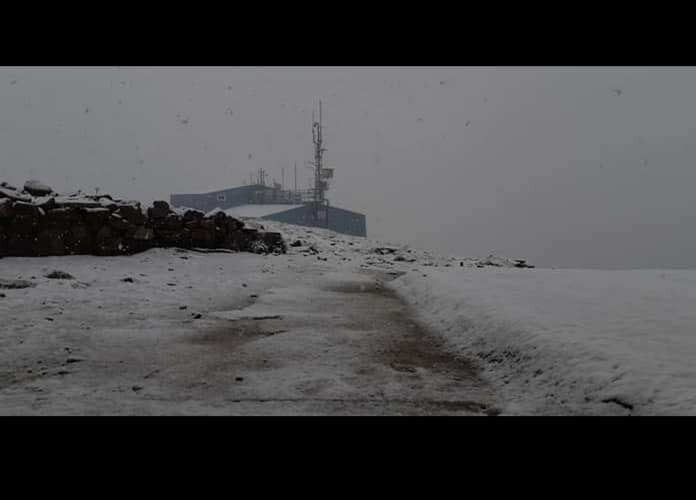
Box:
[171, 101, 366, 237]
[170, 184, 366, 237]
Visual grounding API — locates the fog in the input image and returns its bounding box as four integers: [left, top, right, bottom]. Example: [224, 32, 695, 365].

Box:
[2, 66, 696, 269]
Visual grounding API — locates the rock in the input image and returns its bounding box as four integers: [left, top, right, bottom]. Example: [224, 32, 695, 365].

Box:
[179, 305, 187, 310]
[183, 209, 204, 222]
[24, 180, 53, 197]
[66, 357, 83, 364]
[45, 270, 74, 280]
[107, 213, 133, 232]
[132, 226, 154, 241]
[121, 277, 134, 283]
[132, 385, 143, 392]
[12, 201, 41, 217]
[372, 247, 398, 255]
[261, 232, 286, 253]
[32, 196, 56, 210]
[290, 240, 303, 247]
[53, 197, 101, 209]
[0, 187, 32, 202]
[250, 240, 268, 254]
[147, 200, 171, 219]
[226, 217, 244, 231]
[36, 230, 67, 256]
[193, 313, 202, 319]
[115, 205, 145, 225]
[0, 279, 36, 289]
[0, 293, 5, 298]
[235, 376, 244, 382]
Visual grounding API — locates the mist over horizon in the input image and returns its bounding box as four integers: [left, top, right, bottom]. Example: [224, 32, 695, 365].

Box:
[2, 66, 696, 269]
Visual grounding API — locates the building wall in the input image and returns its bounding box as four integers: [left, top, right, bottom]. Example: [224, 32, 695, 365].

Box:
[262, 205, 366, 237]
[171, 185, 293, 213]
[171, 185, 367, 237]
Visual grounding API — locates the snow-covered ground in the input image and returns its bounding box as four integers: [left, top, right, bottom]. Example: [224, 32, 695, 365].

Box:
[0, 225, 501, 415]
[224, 205, 302, 218]
[4, 216, 695, 415]
[390, 268, 696, 415]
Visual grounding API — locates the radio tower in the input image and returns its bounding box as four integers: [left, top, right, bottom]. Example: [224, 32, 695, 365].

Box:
[311, 100, 326, 225]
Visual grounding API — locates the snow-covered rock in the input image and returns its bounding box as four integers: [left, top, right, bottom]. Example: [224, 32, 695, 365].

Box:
[0, 187, 31, 202]
[23, 179, 53, 197]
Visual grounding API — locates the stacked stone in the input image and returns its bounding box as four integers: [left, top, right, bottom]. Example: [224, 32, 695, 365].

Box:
[0, 180, 286, 258]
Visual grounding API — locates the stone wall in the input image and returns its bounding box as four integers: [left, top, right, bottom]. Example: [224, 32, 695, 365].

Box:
[0, 181, 286, 258]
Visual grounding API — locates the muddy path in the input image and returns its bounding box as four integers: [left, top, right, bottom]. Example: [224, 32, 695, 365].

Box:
[0, 265, 499, 415]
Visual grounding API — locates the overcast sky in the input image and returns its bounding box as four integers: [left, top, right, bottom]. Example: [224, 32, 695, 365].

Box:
[2, 66, 696, 269]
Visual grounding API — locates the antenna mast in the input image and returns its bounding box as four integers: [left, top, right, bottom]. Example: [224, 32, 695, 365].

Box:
[311, 100, 327, 224]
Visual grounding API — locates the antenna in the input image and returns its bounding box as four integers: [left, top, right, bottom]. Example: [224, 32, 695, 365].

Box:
[311, 99, 327, 225]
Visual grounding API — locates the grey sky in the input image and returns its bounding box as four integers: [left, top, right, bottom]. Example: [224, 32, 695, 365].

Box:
[2, 66, 696, 269]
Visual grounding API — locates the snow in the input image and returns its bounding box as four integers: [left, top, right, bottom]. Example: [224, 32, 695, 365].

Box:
[8, 209, 694, 415]
[53, 196, 99, 205]
[389, 268, 696, 415]
[204, 207, 225, 218]
[224, 204, 301, 218]
[0, 187, 31, 202]
[171, 206, 202, 217]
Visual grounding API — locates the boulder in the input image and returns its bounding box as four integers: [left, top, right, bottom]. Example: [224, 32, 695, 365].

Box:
[183, 209, 204, 222]
[226, 216, 244, 232]
[36, 230, 67, 256]
[147, 200, 171, 219]
[24, 180, 53, 197]
[0, 188, 31, 202]
[65, 225, 92, 254]
[132, 227, 154, 241]
[0, 199, 13, 219]
[116, 205, 146, 225]
[13, 201, 42, 217]
[81, 207, 111, 227]
[190, 228, 215, 246]
[108, 214, 133, 233]
[53, 196, 101, 209]
[32, 196, 56, 211]
[261, 232, 286, 253]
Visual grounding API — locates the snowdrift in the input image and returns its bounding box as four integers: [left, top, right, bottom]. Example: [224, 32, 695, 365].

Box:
[390, 268, 696, 415]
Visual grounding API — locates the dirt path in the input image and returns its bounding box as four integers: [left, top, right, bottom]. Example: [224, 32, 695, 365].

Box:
[0, 262, 499, 415]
